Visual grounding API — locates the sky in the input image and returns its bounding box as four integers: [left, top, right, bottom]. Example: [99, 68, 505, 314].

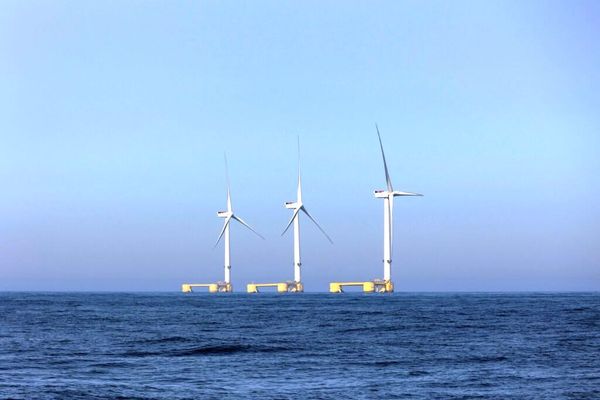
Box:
[1, 1, 599, 291]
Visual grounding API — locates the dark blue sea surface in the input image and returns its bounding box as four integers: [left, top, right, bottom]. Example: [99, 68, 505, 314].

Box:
[0, 293, 599, 399]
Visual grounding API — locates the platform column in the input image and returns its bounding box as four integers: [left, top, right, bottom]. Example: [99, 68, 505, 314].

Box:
[329, 282, 342, 293]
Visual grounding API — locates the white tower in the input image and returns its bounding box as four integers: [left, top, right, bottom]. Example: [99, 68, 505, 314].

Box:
[373, 126, 422, 290]
[214, 155, 264, 291]
[282, 139, 332, 291]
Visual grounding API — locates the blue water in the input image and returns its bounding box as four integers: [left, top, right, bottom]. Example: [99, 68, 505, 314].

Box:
[1, 293, 599, 399]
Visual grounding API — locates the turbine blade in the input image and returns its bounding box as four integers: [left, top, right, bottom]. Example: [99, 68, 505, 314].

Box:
[297, 174, 302, 204]
[376, 124, 393, 192]
[232, 215, 265, 240]
[395, 191, 423, 196]
[224, 153, 232, 212]
[301, 206, 333, 244]
[297, 136, 302, 203]
[214, 216, 232, 247]
[281, 208, 301, 236]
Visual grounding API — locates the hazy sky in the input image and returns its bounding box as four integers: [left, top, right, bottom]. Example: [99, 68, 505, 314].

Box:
[1, 1, 599, 291]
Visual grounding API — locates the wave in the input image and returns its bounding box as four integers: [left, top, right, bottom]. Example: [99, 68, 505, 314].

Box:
[172, 344, 252, 356]
[122, 344, 291, 358]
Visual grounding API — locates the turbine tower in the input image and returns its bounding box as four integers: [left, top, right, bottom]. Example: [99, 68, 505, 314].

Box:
[374, 125, 422, 292]
[281, 138, 332, 292]
[214, 155, 264, 291]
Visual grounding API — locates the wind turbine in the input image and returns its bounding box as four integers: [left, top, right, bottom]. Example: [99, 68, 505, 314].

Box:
[214, 155, 264, 291]
[373, 125, 422, 291]
[281, 138, 332, 292]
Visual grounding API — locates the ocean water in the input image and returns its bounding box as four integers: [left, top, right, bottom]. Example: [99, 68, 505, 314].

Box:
[0, 293, 598, 399]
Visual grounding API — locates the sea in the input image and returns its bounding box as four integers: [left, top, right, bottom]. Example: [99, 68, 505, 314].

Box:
[0, 292, 598, 399]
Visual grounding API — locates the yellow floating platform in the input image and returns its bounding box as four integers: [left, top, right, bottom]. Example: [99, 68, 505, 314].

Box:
[181, 282, 232, 293]
[329, 280, 393, 293]
[247, 281, 303, 293]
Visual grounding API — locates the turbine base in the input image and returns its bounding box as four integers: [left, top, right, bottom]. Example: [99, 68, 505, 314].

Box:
[329, 280, 393, 293]
[247, 281, 303, 293]
[181, 282, 232, 293]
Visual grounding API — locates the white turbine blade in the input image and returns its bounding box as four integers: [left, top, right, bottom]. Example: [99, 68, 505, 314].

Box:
[297, 174, 303, 204]
[214, 216, 232, 247]
[395, 191, 423, 196]
[297, 136, 302, 203]
[232, 214, 265, 240]
[376, 124, 393, 192]
[224, 153, 232, 212]
[281, 208, 301, 236]
[226, 190, 232, 213]
[301, 206, 333, 244]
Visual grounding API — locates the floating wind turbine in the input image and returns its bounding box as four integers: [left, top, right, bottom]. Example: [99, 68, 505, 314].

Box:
[281, 138, 332, 290]
[214, 155, 264, 289]
[373, 125, 422, 289]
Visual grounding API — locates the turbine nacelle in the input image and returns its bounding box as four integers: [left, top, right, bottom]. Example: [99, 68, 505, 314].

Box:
[284, 201, 301, 209]
[217, 211, 232, 218]
[374, 190, 389, 198]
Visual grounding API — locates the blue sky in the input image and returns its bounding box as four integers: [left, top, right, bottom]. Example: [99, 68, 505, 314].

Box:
[1, 1, 599, 291]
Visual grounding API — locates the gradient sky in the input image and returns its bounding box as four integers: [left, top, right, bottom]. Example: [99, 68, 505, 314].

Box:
[1, 1, 599, 291]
